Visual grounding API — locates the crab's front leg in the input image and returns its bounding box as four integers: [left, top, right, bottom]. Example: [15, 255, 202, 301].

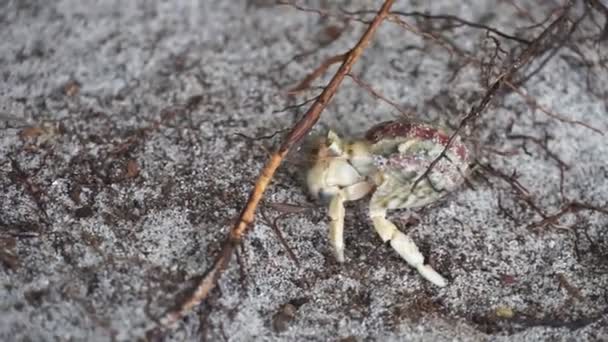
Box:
[328, 182, 373, 262]
[369, 202, 447, 287]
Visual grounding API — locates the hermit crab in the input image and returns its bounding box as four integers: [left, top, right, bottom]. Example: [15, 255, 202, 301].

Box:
[306, 120, 470, 287]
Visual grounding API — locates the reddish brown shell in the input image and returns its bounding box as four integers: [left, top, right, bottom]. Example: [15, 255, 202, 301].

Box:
[365, 120, 469, 162]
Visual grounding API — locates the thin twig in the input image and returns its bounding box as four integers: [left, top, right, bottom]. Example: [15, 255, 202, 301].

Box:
[342, 8, 531, 44]
[347, 73, 414, 119]
[506, 133, 570, 169]
[290, 3, 602, 138]
[260, 207, 300, 267]
[271, 95, 320, 114]
[503, 79, 603, 134]
[391, 11, 532, 44]
[528, 201, 608, 229]
[479, 163, 548, 220]
[288, 53, 346, 94]
[386, 14, 460, 58]
[410, 5, 582, 193]
[157, 0, 396, 328]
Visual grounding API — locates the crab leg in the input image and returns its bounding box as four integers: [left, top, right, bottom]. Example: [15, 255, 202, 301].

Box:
[328, 182, 373, 262]
[369, 204, 447, 287]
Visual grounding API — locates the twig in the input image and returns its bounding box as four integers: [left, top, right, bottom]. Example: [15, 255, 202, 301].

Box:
[342, 8, 531, 44]
[506, 132, 570, 200]
[503, 79, 603, 134]
[528, 201, 608, 229]
[271, 95, 320, 114]
[386, 14, 460, 58]
[260, 207, 300, 267]
[556, 273, 584, 302]
[409, 5, 581, 193]
[391, 11, 532, 44]
[277, 0, 328, 17]
[506, 133, 569, 169]
[288, 53, 346, 94]
[347, 73, 415, 119]
[478, 162, 549, 221]
[157, 0, 396, 328]
[8, 158, 50, 226]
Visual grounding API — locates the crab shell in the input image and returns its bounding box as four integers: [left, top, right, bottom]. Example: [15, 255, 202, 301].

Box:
[364, 120, 470, 210]
[365, 121, 469, 162]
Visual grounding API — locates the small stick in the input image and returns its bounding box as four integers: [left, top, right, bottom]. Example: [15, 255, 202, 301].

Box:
[158, 0, 396, 328]
[347, 73, 414, 119]
[288, 53, 346, 94]
[260, 206, 300, 267]
[410, 5, 581, 194]
[503, 79, 603, 135]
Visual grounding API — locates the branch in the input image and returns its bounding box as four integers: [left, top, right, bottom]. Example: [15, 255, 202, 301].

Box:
[287, 53, 346, 94]
[342, 8, 531, 44]
[390, 11, 532, 44]
[409, 5, 587, 193]
[156, 0, 396, 329]
[347, 73, 414, 119]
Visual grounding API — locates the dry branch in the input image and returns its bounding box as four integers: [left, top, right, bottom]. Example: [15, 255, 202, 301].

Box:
[288, 53, 346, 94]
[157, 0, 396, 329]
[409, 4, 604, 194]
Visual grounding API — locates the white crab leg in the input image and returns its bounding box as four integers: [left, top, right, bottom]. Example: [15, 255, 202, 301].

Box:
[328, 182, 373, 262]
[369, 205, 447, 287]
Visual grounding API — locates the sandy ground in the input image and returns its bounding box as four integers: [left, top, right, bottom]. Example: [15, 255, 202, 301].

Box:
[1, 1, 607, 341]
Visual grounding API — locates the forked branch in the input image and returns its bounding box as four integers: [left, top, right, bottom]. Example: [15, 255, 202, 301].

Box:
[410, 4, 604, 193]
[157, 0, 396, 329]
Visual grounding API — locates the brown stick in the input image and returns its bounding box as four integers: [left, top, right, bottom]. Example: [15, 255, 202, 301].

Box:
[158, 0, 395, 328]
[409, 5, 584, 193]
[287, 53, 346, 94]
